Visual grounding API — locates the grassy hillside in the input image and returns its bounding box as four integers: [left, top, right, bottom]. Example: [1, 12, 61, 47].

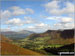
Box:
[0, 35, 43, 55]
[0, 35, 12, 42]
[1, 42, 43, 55]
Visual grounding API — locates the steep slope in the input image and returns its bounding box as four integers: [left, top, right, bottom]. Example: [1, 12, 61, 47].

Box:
[1, 42, 43, 55]
[0, 35, 12, 42]
[0, 35, 43, 55]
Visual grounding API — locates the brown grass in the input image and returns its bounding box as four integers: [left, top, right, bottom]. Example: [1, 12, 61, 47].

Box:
[0, 35, 43, 55]
[0, 35, 12, 42]
[1, 42, 43, 55]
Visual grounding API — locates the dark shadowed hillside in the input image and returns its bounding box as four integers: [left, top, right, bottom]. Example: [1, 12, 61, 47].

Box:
[44, 43, 74, 55]
[60, 29, 74, 38]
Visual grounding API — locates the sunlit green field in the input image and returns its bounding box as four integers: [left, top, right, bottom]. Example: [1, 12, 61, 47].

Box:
[46, 44, 63, 48]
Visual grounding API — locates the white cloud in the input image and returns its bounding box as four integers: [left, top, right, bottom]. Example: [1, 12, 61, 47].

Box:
[1, 6, 34, 19]
[64, 23, 74, 29]
[25, 8, 34, 14]
[5, 16, 40, 26]
[13, 9, 25, 16]
[1, 10, 11, 19]
[25, 20, 35, 24]
[47, 16, 74, 30]
[54, 22, 74, 30]
[50, 9, 63, 15]
[46, 16, 60, 20]
[44, 0, 60, 15]
[60, 17, 73, 23]
[11, 6, 21, 10]
[25, 23, 51, 33]
[44, 1, 59, 10]
[64, 2, 74, 14]
[24, 16, 40, 24]
[36, 23, 48, 27]
[44, 1, 74, 16]
[24, 16, 32, 20]
[46, 16, 73, 23]
[11, 6, 34, 16]
[27, 26, 35, 29]
[54, 23, 62, 26]
[5, 18, 25, 26]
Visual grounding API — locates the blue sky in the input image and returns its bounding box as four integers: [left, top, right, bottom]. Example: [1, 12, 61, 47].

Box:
[1, 0, 74, 33]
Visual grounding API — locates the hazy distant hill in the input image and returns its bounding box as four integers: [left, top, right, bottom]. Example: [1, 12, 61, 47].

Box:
[0, 30, 35, 40]
[0, 35, 43, 55]
[18, 30, 34, 34]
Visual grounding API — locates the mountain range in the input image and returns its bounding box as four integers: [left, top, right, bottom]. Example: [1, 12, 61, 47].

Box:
[24, 29, 74, 44]
[18, 29, 74, 49]
[0, 29, 74, 55]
